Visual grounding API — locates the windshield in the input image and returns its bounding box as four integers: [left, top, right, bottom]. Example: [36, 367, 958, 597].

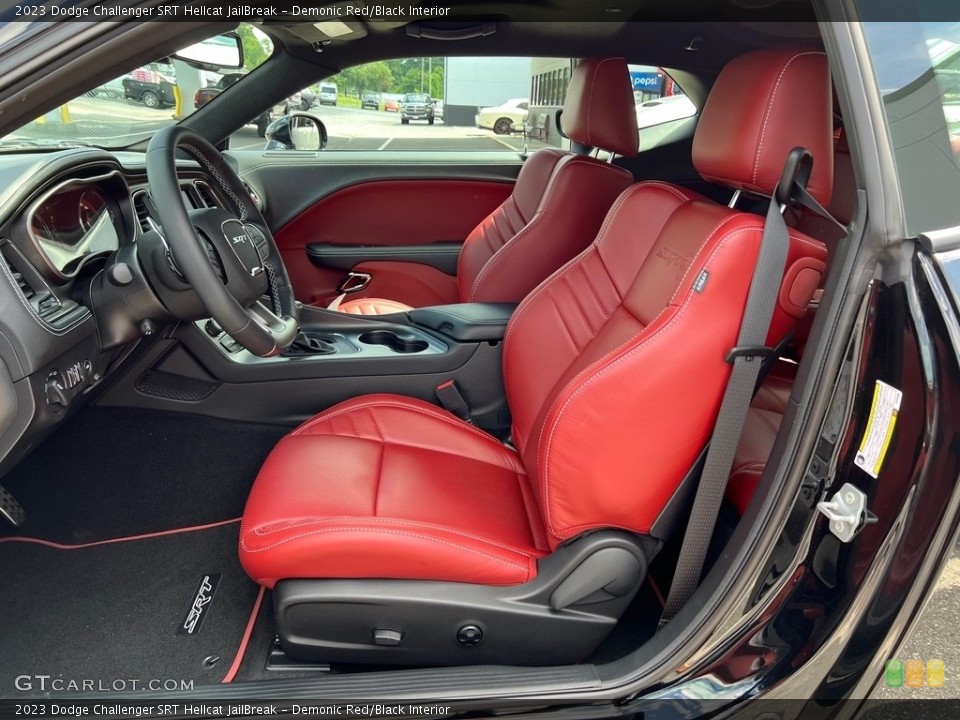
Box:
[0, 24, 272, 151]
[403, 94, 431, 103]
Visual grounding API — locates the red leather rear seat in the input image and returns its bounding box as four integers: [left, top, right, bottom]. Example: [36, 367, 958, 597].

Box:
[727, 129, 854, 516]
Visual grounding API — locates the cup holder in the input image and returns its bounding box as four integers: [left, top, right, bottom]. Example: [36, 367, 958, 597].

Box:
[358, 330, 429, 354]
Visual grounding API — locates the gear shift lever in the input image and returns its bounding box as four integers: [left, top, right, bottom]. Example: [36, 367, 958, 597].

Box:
[285, 331, 337, 356]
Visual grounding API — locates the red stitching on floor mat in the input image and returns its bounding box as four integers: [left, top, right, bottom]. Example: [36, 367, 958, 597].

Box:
[221, 586, 266, 683]
[0, 517, 242, 550]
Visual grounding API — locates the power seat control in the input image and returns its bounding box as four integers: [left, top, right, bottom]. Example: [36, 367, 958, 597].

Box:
[372, 628, 403, 646]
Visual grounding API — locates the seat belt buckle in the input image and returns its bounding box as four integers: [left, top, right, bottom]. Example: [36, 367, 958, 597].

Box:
[435, 380, 472, 423]
[725, 345, 776, 364]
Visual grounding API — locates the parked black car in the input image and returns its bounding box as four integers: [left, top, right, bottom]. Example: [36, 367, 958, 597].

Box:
[122, 64, 176, 109]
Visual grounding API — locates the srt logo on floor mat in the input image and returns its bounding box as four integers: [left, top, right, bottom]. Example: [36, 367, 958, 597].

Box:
[177, 573, 221, 636]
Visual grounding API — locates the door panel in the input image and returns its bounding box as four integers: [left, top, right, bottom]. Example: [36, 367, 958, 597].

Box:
[227, 152, 520, 305]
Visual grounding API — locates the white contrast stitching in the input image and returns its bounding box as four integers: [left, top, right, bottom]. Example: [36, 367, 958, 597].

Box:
[752, 52, 826, 185]
[252, 517, 538, 555]
[294, 397, 511, 450]
[240, 526, 532, 575]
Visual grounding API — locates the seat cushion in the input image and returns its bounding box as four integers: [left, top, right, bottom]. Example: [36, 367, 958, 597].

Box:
[752, 358, 799, 414]
[727, 407, 784, 516]
[239, 395, 549, 588]
[726, 359, 797, 515]
[333, 297, 413, 315]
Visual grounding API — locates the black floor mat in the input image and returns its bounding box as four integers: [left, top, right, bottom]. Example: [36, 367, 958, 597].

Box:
[586, 580, 663, 664]
[0, 521, 259, 696]
[1, 407, 289, 543]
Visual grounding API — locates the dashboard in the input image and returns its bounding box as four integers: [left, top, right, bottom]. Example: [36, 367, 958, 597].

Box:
[0, 147, 244, 479]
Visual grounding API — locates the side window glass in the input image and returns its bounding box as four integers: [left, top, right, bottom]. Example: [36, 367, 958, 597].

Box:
[229, 57, 696, 155]
[862, 19, 960, 233]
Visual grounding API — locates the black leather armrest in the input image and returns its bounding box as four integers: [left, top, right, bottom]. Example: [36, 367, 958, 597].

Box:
[306, 242, 462, 275]
[407, 303, 517, 342]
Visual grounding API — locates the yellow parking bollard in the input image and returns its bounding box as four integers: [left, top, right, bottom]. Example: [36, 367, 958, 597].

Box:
[59, 104, 71, 123]
[173, 85, 182, 119]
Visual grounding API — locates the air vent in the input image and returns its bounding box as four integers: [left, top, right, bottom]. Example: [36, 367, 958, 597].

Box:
[132, 191, 152, 233]
[1, 244, 59, 318]
[195, 182, 220, 208]
[7, 259, 35, 301]
[180, 184, 201, 209]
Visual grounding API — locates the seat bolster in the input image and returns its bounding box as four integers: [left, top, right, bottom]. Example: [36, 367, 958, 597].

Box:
[240, 517, 543, 589]
[291, 394, 526, 473]
[333, 297, 414, 315]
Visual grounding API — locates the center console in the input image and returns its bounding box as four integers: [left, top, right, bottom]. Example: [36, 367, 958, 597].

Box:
[101, 302, 518, 433]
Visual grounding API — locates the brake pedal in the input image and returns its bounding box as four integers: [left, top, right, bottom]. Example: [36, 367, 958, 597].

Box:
[0, 485, 25, 527]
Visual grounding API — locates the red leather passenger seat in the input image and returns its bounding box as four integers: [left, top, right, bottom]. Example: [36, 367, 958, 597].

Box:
[333, 57, 638, 315]
[241, 47, 832, 594]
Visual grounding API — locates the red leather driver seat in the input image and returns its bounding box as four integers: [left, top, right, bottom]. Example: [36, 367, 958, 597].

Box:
[240, 47, 832, 666]
[332, 57, 638, 315]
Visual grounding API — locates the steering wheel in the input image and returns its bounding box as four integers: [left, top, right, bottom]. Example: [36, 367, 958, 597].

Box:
[145, 127, 298, 356]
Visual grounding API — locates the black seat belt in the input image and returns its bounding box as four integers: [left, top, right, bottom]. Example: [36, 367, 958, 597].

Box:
[659, 148, 820, 627]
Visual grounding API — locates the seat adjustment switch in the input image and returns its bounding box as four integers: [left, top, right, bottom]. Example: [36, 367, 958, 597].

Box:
[456, 625, 483, 647]
[372, 628, 403, 646]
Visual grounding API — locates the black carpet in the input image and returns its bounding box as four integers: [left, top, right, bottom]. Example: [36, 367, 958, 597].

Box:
[587, 580, 663, 664]
[0, 407, 289, 543]
[0, 521, 260, 695]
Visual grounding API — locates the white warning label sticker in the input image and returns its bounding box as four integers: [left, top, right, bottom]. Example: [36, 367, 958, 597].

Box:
[853, 380, 903, 479]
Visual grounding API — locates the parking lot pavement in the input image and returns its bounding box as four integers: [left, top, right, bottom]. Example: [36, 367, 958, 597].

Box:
[230, 125, 546, 153]
[870, 547, 960, 699]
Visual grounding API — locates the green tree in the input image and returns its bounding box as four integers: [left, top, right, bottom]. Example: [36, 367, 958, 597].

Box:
[237, 24, 272, 71]
[335, 58, 443, 98]
[334, 62, 394, 97]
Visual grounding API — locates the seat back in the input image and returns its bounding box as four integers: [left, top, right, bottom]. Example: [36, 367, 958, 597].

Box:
[457, 57, 639, 304]
[503, 47, 833, 548]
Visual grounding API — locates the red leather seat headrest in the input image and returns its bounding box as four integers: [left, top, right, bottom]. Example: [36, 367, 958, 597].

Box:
[692, 47, 834, 206]
[561, 57, 639, 158]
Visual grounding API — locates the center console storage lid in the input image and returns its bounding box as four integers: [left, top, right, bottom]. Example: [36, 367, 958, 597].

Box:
[408, 303, 517, 342]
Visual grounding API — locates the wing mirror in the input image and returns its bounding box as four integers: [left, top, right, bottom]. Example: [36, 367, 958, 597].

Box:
[265, 113, 328, 151]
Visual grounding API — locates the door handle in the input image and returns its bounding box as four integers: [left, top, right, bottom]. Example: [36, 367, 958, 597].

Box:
[336, 271, 372, 294]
